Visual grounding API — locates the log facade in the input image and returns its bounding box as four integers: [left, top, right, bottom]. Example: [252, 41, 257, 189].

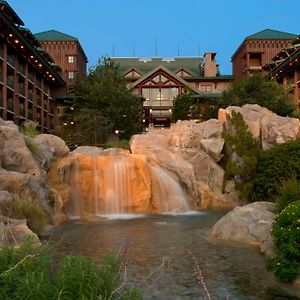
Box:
[0, 1, 65, 132]
[232, 29, 297, 81]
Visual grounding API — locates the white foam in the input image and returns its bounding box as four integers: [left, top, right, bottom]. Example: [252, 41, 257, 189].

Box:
[96, 213, 146, 220]
[161, 210, 208, 216]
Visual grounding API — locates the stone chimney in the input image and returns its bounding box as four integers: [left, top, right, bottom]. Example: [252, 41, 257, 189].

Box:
[203, 52, 218, 77]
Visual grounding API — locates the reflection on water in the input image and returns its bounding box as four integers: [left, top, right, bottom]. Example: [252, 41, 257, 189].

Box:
[50, 212, 300, 300]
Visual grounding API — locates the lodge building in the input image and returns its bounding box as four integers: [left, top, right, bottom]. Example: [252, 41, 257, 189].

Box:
[264, 35, 300, 112]
[232, 29, 297, 81]
[113, 53, 232, 127]
[34, 30, 88, 99]
[0, 0, 66, 132]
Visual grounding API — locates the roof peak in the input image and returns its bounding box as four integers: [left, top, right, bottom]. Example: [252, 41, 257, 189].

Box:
[245, 29, 297, 40]
[34, 29, 78, 41]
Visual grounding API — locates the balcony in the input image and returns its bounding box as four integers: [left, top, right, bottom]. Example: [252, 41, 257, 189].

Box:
[19, 106, 25, 117]
[27, 110, 33, 119]
[28, 72, 34, 83]
[19, 87, 25, 96]
[7, 98, 14, 112]
[7, 54, 14, 66]
[18, 63, 25, 75]
[7, 76, 14, 89]
[43, 100, 48, 110]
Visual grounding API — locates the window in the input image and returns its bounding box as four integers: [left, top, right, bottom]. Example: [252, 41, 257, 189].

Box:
[68, 56, 74, 63]
[199, 85, 212, 92]
[68, 71, 74, 79]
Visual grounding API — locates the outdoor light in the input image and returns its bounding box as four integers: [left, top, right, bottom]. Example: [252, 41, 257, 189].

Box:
[150, 108, 152, 113]
[20, 45, 24, 49]
[142, 119, 145, 123]
[38, 63, 42, 67]
[70, 107, 74, 110]
[8, 33, 13, 37]
[14, 39, 19, 43]
[169, 108, 172, 113]
[115, 129, 119, 134]
[63, 122, 68, 126]
[70, 121, 74, 125]
[30, 55, 34, 59]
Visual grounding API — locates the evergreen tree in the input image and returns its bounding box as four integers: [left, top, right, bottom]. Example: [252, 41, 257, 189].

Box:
[67, 57, 142, 145]
[223, 111, 261, 201]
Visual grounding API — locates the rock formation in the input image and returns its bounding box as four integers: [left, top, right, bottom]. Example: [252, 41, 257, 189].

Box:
[211, 202, 276, 256]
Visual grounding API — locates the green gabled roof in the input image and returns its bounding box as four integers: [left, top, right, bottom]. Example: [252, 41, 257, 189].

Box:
[245, 29, 297, 41]
[0, 0, 24, 25]
[34, 30, 78, 41]
[113, 57, 203, 78]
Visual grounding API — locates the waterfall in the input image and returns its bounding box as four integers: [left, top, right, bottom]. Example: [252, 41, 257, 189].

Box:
[61, 153, 192, 218]
[102, 157, 132, 214]
[150, 166, 190, 212]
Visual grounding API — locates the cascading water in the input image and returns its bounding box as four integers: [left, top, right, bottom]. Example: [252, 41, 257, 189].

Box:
[59, 152, 192, 218]
[102, 157, 132, 214]
[149, 166, 190, 212]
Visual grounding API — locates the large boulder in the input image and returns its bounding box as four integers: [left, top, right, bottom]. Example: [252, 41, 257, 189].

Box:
[0, 219, 40, 246]
[219, 104, 300, 150]
[211, 202, 276, 256]
[261, 114, 300, 149]
[34, 134, 69, 159]
[0, 120, 41, 175]
[72, 146, 103, 156]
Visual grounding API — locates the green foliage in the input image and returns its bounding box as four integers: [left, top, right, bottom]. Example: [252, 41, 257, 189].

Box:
[172, 89, 201, 122]
[24, 136, 41, 159]
[54, 254, 120, 299]
[267, 200, 300, 282]
[251, 139, 300, 201]
[0, 240, 141, 299]
[10, 192, 49, 235]
[105, 139, 130, 150]
[69, 56, 142, 145]
[223, 111, 261, 200]
[0, 237, 52, 300]
[120, 288, 143, 300]
[21, 120, 39, 138]
[275, 176, 300, 212]
[221, 73, 294, 116]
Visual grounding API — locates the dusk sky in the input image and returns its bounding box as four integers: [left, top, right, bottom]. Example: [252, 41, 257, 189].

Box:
[8, 0, 300, 75]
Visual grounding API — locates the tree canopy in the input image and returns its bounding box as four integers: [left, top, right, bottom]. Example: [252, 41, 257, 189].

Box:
[64, 57, 143, 145]
[202, 74, 294, 120]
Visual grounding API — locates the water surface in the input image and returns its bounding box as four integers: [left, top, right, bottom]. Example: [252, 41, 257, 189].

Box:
[50, 212, 300, 300]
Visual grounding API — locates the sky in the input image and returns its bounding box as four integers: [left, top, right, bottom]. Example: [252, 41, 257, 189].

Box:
[7, 0, 300, 75]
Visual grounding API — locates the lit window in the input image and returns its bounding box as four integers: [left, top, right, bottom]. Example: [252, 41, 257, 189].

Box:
[68, 56, 74, 63]
[199, 85, 212, 92]
[68, 72, 74, 79]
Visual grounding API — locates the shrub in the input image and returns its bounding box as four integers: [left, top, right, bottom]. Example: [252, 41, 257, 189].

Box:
[24, 136, 41, 159]
[267, 200, 300, 282]
[223, 111, 261, 200]
[11, 192, 49, 235]
[275, 176, 300, 212]
[21, 120, 39, 138]
[0, 237, 52, 299]
[0, 239, 141, 299]
[251, 139, 300, 201]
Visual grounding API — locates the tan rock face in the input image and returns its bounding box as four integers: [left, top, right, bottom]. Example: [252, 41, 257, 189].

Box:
[219, 104, 300, 150]
[211, 202, 276, 254]
[34, 134, 70, 159]
[0, 219, 40, 247]
[49, 151, 194, 218]
[0, 120, 41, 176]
